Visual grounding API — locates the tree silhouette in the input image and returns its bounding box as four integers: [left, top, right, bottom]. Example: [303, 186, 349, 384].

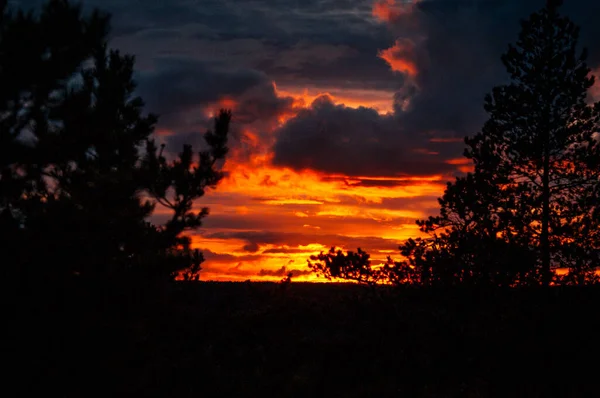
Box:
[0, 0, 230, 283]
[308, 247, 381, 286]
[462, 0, 600, 285]
[396, 172, 539, 286]
[394, 0, 600, 287]
[309, 1, 600, 287]
[397, 0, 600, 287]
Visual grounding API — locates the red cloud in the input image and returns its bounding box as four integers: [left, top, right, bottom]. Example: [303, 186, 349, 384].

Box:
[372, 0, 420, 23]
[378, 38, 418, 77]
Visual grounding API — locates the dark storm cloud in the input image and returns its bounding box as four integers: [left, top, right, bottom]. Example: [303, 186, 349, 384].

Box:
[11, 0, 402, 168]
[232, 81, 295, 125]
[269, 0, 600, 177]
[136, 56, 295, 153]
[272, 95, 460, 177]
[135, 57, 264, 120]
[381, 1, 532, 137]
[12, 0, 600, 178]
[393, 0, 600, 135]
[14, 0, 396, 90]
[10, 0, 395, 134]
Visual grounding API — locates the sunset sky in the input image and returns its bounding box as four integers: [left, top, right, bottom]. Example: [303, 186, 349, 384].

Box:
[14, 0, 600, 281]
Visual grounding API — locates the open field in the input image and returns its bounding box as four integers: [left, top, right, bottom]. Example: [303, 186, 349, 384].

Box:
[6, 281, 600, 397]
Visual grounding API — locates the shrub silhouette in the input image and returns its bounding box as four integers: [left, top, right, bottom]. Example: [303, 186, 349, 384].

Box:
[309, 247, 381, 286]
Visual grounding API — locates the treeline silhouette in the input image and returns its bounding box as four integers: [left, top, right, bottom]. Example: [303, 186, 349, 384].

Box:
[0, 0, 230, 286]
[310, 0, 600, 287]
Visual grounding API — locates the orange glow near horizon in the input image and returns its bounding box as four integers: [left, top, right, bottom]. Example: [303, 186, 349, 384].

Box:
[168, 137, 448, 281]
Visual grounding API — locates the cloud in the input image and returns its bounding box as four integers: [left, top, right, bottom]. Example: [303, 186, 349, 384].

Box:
[320, 176, 429, 188]
[242, 242, 260, 253]
[135, 57, 296, 158]
[270, 0, 600, 180]
[258, 266, 312, 278]
[372, 0, 421, 23]
[130, 0, 600, 179]
[128, 0, 600, 283]
[262, 247, 311, 254]
[135, 57, 268, 124]
[230, 81, 295, 125]
[200, 230, 405, 252]
[378, 38, 419, 77]
[271, 40, 358, 70]
[272, 94, 461, 177]
[378, 0, 600, 140]
[199, 248, 262, 264]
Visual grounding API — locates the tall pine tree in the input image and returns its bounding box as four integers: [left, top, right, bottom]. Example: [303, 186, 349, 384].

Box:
[467, 0, 600, 285]
[0, 0, 230, 283]
[398, 0, 600, 286]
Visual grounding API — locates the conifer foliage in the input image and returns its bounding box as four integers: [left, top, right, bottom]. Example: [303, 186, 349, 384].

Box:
[0, 0, 230, 283]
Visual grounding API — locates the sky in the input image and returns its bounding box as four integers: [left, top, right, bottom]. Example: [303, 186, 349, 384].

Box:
[12, 0, 600, 281]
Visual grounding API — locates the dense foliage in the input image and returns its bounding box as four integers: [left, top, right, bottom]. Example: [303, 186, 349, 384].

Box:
[0, 0, 230, 283]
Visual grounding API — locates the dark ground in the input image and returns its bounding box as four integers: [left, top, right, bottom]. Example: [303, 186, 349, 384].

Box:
[5, 281, 600, 397]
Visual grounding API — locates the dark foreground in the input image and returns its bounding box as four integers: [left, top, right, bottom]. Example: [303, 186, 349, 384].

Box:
[6, 281, 600, 397]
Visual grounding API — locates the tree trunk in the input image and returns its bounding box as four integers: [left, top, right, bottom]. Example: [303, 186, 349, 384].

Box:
[541, 134, 551, 286]
[541, 8, 555, 287]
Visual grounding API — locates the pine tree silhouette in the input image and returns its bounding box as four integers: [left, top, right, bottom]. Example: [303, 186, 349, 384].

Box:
[465, 0, 600, 285]
[0, 0, 230, 284]
[397, 0, 600, 286]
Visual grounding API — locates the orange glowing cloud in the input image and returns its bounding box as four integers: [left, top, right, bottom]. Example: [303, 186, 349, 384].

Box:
[378, 39, 418, 77]
[219, 153, 446, 205]
[275, 85, 396, 115]
[159, 141, 447, 282]
[445, 158, 474, 173]
[202, 96, 241, 120]
[372, 0, 421, 23]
